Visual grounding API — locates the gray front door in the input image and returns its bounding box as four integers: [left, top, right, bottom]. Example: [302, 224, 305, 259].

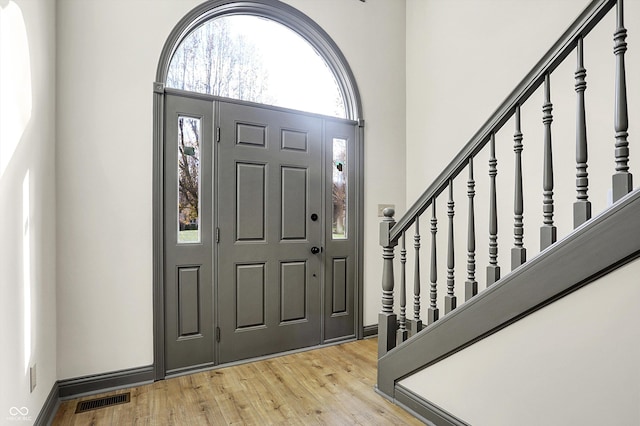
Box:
[164, 93, 357, 372]
[217, 101, 324, 363]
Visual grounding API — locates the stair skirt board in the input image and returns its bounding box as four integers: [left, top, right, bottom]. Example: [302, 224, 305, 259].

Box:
[394, 384, 471, 426]
[378, 189, 640, 398]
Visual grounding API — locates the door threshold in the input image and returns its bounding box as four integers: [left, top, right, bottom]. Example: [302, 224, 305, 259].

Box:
[163, 336, 357, 380]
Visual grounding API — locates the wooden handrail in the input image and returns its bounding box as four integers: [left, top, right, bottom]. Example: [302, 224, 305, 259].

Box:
[389, 0, 616, 243]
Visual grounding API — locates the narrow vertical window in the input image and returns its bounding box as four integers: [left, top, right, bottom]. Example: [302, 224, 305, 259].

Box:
[332, 138, 347, 239]
[177, 116, 201, 244]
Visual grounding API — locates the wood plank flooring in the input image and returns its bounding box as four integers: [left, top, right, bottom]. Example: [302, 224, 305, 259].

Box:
[52, 338, 421, 425]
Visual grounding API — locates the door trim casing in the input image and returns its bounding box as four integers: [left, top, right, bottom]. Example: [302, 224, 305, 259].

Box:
[153, 0, 364, 380]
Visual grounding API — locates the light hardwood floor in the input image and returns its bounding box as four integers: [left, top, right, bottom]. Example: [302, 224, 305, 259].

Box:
[52, 338, 421, 425]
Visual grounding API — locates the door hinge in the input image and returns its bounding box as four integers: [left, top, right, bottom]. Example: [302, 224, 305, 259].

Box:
[216, 127, 220, 143]
[216, 227, 220, 243]
[216, 327, 221, 343]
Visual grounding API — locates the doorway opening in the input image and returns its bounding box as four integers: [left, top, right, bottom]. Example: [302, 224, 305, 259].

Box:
[153, 0, 364, 379]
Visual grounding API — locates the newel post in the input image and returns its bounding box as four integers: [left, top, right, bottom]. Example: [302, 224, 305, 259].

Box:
[378, 208, 397, 358]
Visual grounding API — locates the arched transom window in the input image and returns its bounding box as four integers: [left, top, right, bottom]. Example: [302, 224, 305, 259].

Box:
[166, 15, 346, 118]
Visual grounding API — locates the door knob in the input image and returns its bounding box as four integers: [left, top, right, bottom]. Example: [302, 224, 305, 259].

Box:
[311, 246, 322, 254]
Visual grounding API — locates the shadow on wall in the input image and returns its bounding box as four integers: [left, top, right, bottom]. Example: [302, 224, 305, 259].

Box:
[0, 0, 32, 180]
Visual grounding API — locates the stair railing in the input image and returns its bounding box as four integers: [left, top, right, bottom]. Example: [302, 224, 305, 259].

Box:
[378, 0, 632, 358]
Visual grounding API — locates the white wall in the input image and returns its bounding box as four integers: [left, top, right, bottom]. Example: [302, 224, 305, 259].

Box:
[285, 0, 407, 329]
[404, 0, 639, 316]
[50, 0, 639, 393]
[399, 256, 640, 425]
[400, 2, 640, 422]
[56, 0, 405, 379]
[0, 0, 57, 421]
[406, 0, 614, 198]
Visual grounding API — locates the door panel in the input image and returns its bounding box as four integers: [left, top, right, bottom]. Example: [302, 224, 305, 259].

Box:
[323, 120, 357, 342]
[217, 101, 323, 363]
[164, 95, 214, 373]
[281, 167, 308, 239]
[280, 261, 307, 321]
[331, 258, 348, 314]
[236, 162, 266, 241]
[235, 263, 266, 328]
[177, 266, 201, 335]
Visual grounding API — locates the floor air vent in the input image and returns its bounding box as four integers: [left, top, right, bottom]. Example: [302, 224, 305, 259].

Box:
[75, 392, 131, 413]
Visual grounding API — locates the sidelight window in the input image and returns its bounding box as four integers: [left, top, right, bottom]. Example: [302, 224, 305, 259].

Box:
[177, 116, 202, 244]
[332, 138, 347, 239]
